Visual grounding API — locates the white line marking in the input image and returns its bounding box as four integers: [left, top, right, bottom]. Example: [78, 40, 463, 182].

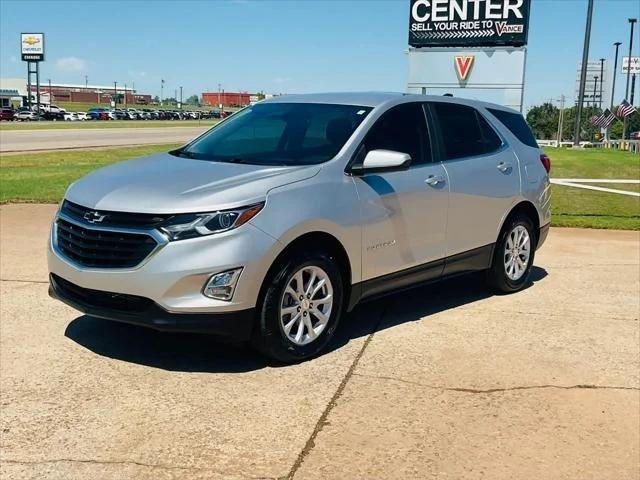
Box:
[553, 178, 640, 184]
[551, 180, 640, 197]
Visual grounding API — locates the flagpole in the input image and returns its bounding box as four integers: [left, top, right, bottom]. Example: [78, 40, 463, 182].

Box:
[574, 0, 595, 146]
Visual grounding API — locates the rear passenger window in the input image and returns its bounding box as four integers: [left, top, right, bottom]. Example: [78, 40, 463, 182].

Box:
[432, 103, 503, 160]
[487, 108, 538, 148]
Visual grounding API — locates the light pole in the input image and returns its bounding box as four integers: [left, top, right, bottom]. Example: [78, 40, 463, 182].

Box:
[574, 0, 594, 145]
[124, 83, 127, 109]
[114, 81, 117, 108]
[623, 18, 637, 141]
[556, 95, 566, 146]
[160, 79, 165, 106]
[593, 76, 599, 108]
[179, 86, 183, 110]
[218, 83, 221, 109]
[598, 58, 605, 109]
[611, 42, 622, 109]
[47, 78, 52, 104]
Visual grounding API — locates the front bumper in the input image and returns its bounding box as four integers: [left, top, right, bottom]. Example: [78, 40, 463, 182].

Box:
[49, 273, 255, 339]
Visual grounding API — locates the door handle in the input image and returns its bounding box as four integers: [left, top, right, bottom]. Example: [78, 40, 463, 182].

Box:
[497, 161, 512, 172]
[425, 175, 445, 186]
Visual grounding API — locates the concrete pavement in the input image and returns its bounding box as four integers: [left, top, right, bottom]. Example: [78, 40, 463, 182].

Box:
[1, 204, 638, 479]
[0, 126, 209, 153]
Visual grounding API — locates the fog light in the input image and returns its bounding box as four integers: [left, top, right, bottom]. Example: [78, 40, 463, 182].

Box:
[203, 268, 243, 301]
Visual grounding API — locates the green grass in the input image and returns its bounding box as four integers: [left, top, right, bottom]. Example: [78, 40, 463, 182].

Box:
[0, 144, 180, 203]
[544, 147, 640, 230]
[1, 144, 639, 230]
[0, 119, 219, 131]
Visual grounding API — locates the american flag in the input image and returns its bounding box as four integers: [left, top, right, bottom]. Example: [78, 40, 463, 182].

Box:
[616, 100, 637, 118]
[592, 109, 616, 128]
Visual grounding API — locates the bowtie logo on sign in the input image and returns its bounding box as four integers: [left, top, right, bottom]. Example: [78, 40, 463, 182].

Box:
[454, 55, 475, 81]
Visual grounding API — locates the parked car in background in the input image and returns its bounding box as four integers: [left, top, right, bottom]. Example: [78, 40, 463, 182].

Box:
[0, 108, 15, 121]
[76, 112, 88, 121]
[48, 93, 551, 363]
[630, 131, 640, 140]
[41, 111, 65, 121]
[15, 110, 38, 121]
[64, 112, 79, 121]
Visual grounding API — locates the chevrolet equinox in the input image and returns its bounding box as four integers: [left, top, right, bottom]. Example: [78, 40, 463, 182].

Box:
[48, 93, 551, 362]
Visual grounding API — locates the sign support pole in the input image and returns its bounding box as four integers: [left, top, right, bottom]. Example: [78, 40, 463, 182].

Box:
[574, 0, 594, 146]
[35, 62, 41, 121]
[26, 62, 32, 112]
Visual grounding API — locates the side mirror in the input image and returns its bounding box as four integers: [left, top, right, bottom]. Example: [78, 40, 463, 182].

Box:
[352, 149, 412, 174]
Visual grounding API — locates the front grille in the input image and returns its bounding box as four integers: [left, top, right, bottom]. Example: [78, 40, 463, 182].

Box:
[55, 218, 158, 268]
[61, 200, 171, 228]
[51, 274, 153, 312]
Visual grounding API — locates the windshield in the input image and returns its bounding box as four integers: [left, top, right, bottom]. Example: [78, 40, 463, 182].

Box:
[177, 102, 372, 166]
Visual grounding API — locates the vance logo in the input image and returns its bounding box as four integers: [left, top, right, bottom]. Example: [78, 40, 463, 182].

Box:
[454, 55, 475, 81]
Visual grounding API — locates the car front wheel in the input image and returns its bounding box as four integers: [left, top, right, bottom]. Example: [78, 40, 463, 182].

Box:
[252, 251, 344, 363]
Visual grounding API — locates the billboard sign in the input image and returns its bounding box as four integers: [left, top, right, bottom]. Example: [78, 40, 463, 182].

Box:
[21, 33, 45, 61]
[622, 57, 640, 75]
[409, 0, 531, 47]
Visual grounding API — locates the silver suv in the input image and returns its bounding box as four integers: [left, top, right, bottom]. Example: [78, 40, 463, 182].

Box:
[48, 93, 551, 362]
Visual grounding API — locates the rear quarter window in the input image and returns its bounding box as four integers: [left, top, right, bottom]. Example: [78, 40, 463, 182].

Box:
[488, 108, 539, 149]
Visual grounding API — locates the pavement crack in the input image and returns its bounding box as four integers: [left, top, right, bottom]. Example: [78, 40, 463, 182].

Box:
[284, 304, 389, 480]
[353, 374, 640, 394]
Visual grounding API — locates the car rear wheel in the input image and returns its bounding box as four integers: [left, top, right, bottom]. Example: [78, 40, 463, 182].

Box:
[252, 251, 343, 363]
[487, 213, 536, 293]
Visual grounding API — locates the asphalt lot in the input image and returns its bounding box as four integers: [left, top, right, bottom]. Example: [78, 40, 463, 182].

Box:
[0, 126, 209, 153]
[1, 204, 639, 480]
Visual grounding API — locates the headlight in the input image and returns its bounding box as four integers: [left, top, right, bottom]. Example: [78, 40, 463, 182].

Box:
[160, 202, 264, 241]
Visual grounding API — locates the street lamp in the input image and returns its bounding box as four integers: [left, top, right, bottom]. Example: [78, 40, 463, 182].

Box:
[611, 42, 622, 109]
[623, 18, 637, 140]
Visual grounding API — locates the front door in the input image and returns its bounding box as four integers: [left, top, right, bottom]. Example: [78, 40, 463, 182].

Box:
[353, 103, 449, 285]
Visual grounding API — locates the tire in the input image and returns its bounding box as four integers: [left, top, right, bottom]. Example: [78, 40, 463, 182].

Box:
[252, 251, 344, 363]
[486, 213, 536, 293]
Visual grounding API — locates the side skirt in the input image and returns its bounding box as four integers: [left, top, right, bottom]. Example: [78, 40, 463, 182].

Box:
[347, 243, 494, 311]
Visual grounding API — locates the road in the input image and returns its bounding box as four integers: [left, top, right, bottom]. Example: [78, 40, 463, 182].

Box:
[0, 126, 210, 153]
[1, 204, 639, 480]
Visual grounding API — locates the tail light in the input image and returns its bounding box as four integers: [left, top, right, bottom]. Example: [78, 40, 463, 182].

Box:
[540, 153, 551, 174]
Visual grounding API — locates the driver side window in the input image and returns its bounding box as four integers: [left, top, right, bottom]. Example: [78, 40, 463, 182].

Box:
[363, 103, 431, 166]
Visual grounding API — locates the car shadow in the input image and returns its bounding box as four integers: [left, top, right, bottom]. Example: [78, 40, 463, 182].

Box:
[64, 267, 548, 373]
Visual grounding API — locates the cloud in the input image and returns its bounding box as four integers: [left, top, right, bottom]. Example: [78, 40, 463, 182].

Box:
[55, 57, 87, 72]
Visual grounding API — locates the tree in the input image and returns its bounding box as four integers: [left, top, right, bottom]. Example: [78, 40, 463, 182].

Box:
[526, 103, 558, 140]
[185, 95, 199, 105]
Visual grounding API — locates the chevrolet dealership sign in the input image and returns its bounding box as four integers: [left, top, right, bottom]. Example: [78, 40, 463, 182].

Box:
[409, 0, 531, 47]
[21, 33, 45, 61]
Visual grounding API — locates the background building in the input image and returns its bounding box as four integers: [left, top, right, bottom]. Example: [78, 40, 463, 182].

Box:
[0, 77, 27, 107]
[202, 91, 253, 107]
[575, 60, 610, 108]
[29, 83, 152, 105]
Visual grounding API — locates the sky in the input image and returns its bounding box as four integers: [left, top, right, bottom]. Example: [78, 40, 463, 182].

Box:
[0, 0, 638, 110]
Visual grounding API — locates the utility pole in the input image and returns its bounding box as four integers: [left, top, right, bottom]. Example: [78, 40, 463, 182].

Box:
[556, 95, 566, 146]
[611, 42, 622, 109]
[47, 78, 52, 103]
[574, 0, 594, 146]
[124, 83, 127, 108]
[623, 18, 637, 141]
[593, 76, 599, 108]
[174, 89, 177, 106]
[598, 58, 605, 109]
[218, 83, 221, 109]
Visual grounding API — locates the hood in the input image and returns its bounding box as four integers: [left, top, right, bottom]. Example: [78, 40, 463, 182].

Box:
[65, 152, 321, 213]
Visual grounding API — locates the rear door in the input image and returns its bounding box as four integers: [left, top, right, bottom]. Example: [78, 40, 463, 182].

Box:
[428, 102, 520, 257]
[353, 102, 449, 285]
